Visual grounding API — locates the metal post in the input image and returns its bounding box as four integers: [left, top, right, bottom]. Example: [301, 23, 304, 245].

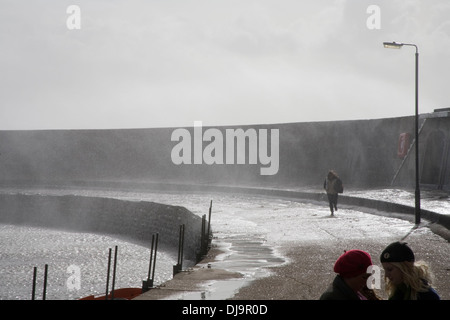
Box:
[105, 248, 112, 300]
[383, 42, 421, 225]
[201, 215, 206, 255]
[208, 200, 212, 239]
[111, 246, 118, 300]
[147, 234, 155, 282]
[152, 233, 158, 283]
[143, 236, 154, 292]
[180, 224, 184, 268]
[31, 267, 37, 300]
[42, 264, 48, 300]
[174, 225, 185, 276]
[414, 50, 421, 225]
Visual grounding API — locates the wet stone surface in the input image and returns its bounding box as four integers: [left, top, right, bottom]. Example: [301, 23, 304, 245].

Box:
[1, 186, 449, 300]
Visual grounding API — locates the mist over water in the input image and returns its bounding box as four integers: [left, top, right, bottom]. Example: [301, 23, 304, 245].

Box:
[0, 224, 176, 300]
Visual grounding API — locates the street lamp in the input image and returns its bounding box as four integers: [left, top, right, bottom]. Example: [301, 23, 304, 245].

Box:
[383, 41, 421, 225]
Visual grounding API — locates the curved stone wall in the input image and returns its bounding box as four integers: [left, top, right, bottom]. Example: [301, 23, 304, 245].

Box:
[0, 117, 415, 189]
[0, 114, 448, 190]
[0, 193, 204, 263]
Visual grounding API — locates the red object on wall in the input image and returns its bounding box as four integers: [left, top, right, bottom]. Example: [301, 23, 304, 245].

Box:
[397, 133, 411, 159]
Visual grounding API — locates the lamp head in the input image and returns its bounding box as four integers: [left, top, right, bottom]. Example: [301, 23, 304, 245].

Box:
[383, 42, 403, 49]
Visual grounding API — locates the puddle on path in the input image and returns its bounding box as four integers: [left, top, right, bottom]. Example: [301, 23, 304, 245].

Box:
[167, 237, 285, 300]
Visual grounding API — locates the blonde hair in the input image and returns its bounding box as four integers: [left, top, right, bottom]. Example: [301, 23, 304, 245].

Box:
[385, 261, 434, 300]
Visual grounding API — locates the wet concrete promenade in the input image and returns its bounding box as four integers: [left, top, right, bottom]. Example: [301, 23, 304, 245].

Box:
[1, 184, 448, 301]
[134, 187, 450, 300]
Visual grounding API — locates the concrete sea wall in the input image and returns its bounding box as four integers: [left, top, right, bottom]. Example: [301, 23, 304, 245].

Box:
[0, 116, 418, 189]
[0, 193, 204, 263]
[1, 113, 449, 190]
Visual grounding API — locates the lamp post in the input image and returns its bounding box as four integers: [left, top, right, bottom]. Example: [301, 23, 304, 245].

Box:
[383, 41, 421, 225]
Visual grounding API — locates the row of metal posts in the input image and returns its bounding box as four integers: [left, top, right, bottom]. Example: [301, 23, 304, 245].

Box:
[104, 235, 160, 299]
[104, 245, 118, 300]
[30, 200, 213, 299]
[173, 200, 213, 276]
[142, 233, 159, 293]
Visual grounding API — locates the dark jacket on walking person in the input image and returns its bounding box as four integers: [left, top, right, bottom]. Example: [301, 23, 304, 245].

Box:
[323, 170, 343, 215]
[380, 241, 440, 300]
[320, 250, 379, 300]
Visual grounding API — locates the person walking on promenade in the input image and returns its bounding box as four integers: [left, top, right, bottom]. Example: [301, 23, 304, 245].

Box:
[320, 249, 379, 300]
[380, 241, 440, 300]
[323, 170, 343, 216]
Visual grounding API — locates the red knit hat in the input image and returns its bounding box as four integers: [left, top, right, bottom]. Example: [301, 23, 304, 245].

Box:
[334, 250, 373, 278]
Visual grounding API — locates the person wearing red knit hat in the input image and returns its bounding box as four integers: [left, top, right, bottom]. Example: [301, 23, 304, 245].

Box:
[320, 249, 377, 300]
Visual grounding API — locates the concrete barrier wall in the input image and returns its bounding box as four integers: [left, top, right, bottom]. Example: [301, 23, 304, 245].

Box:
[0, 116, 418, 189]
[0, 194, 204, 263]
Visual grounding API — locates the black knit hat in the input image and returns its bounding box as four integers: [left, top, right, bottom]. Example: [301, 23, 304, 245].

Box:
[380, 241, 415, 263]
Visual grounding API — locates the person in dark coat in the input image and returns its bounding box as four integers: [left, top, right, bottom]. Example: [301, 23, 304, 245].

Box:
[323, 170, 342, 216]
[380, 241, 440, 300]
[320, 249, 378, 300]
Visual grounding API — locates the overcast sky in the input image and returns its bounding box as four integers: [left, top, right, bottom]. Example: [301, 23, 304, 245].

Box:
[1, 0, 450, 130]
